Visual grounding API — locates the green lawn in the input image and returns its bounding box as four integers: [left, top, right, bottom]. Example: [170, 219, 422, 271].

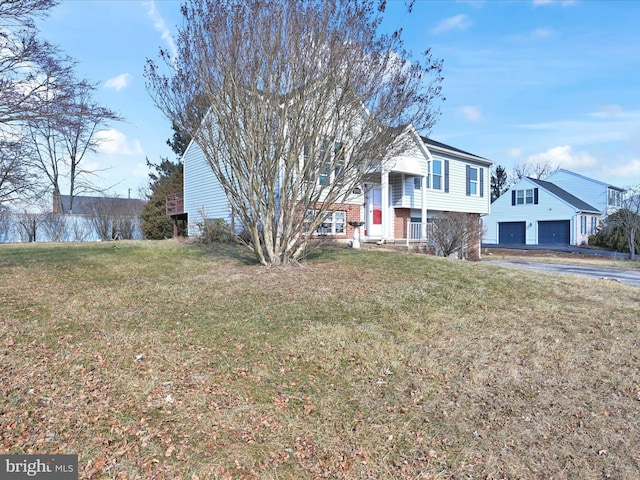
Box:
[1, 241, 639, 479]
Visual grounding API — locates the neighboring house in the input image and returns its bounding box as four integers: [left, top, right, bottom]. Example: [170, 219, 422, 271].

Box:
[483, 170, 624, 246]
[545, 169, 625, 216]
[53, 193, 145, 216]
[167, 133, 493, 253]
[51, 193, 145, 241]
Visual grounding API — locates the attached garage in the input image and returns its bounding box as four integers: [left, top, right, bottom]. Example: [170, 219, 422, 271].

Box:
[499, 221, 526, 244]
[538, 220, 570, 245]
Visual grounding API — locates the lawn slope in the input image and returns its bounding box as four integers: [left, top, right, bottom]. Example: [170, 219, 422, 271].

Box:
[1, 241, 639, 479]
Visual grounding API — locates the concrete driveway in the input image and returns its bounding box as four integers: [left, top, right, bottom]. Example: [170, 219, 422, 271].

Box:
[485, 260, 640, 287]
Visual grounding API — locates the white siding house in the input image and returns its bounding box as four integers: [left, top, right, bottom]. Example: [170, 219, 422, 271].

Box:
[545, 169, 625, 216]
[484, 175, 602, 246]
[171, 133, 493, 252]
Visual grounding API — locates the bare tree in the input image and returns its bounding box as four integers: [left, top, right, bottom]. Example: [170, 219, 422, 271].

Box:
[41, 211, 67, 241]
[0, 0, 70, 128]
[0, 135, 37, 205]
[608, 187, 640, 260]
[510, 159, 558, 184]
[15, 211, 43, 242]
[430, 212, 485, 260]
[0, 206, 12, 242]
[27, 76, 122, 214]
[70, 215, 91, 242]
[2, 0, 119, 210]
[60, 82, 123, 212]
[1, 0, 82, 208]
[146, 0, 443, 266]
[84, 197, 144, 241]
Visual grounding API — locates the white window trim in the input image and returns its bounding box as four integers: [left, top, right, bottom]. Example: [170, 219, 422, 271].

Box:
[515, 188, 534, 205]
[429, 160, 443, 191]
[306, 210, 346, 236]
[469, 166, 479, 196]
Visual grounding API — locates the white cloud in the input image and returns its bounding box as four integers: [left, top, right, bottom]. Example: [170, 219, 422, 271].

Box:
[527, 145, 596, 170]
[516, 108, 640, 146]
[507, 147, 524, 159]
[588, 104, 636, 119]
[608, 158, 640, 179]
[144, 0, 178, 61]
[104, 73, 133, 91]
[460, 105, 482, 121]
[532, 27, 555, 39]
[432, 14, 473, 34]
[96, 129, 144, 156]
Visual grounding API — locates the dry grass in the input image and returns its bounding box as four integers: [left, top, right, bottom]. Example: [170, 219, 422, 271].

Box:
[1, 240, 639, 479]
[482, 247, 639, 269]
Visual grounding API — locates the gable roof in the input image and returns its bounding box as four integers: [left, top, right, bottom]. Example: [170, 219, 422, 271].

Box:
[421, 136, 492, 166]
[55, 194, 145, 215]
[548, 168, 625, 192]
[527, 177, 601, 213]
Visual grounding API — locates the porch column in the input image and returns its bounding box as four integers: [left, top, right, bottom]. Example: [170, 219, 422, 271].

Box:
[381, 169, 389, 240]
[421, 173, 427, 240]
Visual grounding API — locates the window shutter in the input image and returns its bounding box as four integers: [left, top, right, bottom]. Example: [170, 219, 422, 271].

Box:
[466, 165, 471, 196]
[480, 168, 484, 197]
[444, 160, 449, 193]
[534, 188, 539, 204]
[512, 190, 516, 206]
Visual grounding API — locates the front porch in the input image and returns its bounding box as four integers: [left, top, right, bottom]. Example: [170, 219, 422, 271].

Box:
[361, 166, 428, 244]
[361, 219, 434, 247]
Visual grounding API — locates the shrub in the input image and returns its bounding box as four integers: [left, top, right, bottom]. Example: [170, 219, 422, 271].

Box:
[196, 218, 234, 244]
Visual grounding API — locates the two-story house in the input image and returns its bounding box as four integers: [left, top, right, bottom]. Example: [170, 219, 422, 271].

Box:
[167, 133, 493, 254]
[483, 169, 625, 246]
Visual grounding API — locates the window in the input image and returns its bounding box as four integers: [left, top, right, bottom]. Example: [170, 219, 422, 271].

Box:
[608, 188, 622, 207]
[590, 216, 597, 235]
[525, 189, 534, 204]
[304, 138, 346, 187]
[414, 177, 421, 190]
[430, 160, 442, 190]
[468, 166, 478, 195]
[581, 215, 587, 235]
[306, 210, 346, 235]
[514, 188, 535, 205]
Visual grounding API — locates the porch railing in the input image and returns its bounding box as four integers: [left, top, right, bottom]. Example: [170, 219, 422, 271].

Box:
[405, 221, 433, 246]
[166, 193, 184, 216]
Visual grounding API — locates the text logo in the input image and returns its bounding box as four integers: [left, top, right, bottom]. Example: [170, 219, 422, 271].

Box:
[0, 455, 77, 479]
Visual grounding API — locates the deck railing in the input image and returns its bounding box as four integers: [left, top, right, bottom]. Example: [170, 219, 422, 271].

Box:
[405, 221, 434, 246]
[166, 193, 184, 216]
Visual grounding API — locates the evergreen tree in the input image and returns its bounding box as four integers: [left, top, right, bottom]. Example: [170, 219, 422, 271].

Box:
[589, 209, 640, 255]
[140, 124, 189, 239]
[140, 157, 184, 239]
[491, 165, 508, 202]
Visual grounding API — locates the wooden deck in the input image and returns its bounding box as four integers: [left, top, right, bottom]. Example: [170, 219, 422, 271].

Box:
[166, 193, 184, 216]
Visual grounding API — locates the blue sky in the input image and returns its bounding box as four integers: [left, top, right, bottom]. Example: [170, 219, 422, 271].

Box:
[36, 0, 640, 198]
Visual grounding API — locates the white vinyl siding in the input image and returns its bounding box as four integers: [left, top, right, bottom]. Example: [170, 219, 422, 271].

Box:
[483, 177, 579, 245]
[389, 173, 425, 209]
[426, 157, 490, 215]
[183, 141, 233, 236]
[546, 169, 617, 214]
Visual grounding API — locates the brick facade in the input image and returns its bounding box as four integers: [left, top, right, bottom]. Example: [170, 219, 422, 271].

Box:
[310, 201, 362, 240]
[393, 208, 411, 239]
